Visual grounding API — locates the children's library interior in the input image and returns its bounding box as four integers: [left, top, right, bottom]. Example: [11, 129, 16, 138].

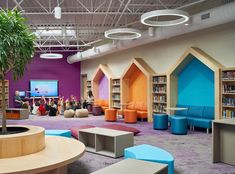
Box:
[0, 1, 235, 174]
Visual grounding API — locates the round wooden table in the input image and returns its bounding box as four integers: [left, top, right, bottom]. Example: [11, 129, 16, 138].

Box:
[0, 136, 85, 174]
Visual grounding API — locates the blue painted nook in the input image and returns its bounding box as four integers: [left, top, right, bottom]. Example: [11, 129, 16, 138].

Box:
[168, 48, 223, 132]
[178, 57, 214, 107]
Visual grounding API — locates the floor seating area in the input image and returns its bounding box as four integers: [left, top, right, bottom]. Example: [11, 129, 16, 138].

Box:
[169, 105, 214, 133]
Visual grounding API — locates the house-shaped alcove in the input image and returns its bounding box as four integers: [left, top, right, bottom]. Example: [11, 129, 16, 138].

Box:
[92, 64, 115, 108]
[121, 58, 155, 122]
[167, 47, 224, 119]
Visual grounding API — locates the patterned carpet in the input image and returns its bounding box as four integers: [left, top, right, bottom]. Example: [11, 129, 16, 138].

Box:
[4, 115, 235, 174]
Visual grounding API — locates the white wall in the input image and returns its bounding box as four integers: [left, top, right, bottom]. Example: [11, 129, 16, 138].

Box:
[81, 22, 235, 79]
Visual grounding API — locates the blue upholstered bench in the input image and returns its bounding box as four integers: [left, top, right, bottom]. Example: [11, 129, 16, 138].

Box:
[45, 129, 71, 138]
[168, 105, 214, 133]
[124, 144, 174, 174]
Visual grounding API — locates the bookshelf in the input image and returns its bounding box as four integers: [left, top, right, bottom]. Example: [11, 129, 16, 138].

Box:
[0, 80, 9, 113]
[111, 79, 121, 108]
[221, 68, 235, 119]
[152, 75, 167, 114]
[87, 80, 92, 92]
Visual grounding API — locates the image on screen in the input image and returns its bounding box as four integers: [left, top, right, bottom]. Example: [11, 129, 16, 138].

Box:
[18, 91, 26, 98]
[30, 80, 58, 98]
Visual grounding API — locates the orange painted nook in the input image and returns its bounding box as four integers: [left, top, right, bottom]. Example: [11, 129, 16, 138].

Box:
[121, 58, 155, 122]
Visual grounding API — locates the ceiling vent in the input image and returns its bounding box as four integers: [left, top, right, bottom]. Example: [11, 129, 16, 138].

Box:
[201, 13, 210, 20]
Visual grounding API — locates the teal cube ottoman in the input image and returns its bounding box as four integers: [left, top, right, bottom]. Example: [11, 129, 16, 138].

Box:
[45, 129, 71, 138]
[124, 144, 174, 174]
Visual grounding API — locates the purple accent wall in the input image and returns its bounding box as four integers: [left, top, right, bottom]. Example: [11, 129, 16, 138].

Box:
[98, 75, 109, 99]
[6, 52, 81, 107]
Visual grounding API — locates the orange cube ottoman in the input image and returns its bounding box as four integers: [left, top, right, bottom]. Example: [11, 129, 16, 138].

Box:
[124, 110, 137, 124]
[105, 109, 117, 122]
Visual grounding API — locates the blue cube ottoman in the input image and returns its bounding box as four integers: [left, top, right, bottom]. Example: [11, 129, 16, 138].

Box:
[171, 116, 187, 135]
[153, 114, 168, 130]
[45, 129, 71, 138]
[124, 144, 174, 174]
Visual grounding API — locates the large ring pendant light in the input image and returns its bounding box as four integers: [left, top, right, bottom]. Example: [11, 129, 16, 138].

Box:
[105, 28, 142, 40]
[40, 53, 63, 59]
[141, 9, 189, 26]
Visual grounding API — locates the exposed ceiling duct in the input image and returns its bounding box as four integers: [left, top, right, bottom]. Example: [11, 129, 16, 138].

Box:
[67, 1, 235, 64]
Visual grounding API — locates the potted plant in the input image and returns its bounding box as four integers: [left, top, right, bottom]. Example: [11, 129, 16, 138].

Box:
[0, 10, 35, 134]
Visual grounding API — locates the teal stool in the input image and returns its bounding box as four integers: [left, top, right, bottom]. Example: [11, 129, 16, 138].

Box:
[45, 129, 71, 138]
[171, 116, 187, 135]
[124, 144, 174, 174]
[153, 114, 168, 130]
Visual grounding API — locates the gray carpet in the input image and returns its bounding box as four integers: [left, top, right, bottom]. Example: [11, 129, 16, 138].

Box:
[4, 115, 235, 174]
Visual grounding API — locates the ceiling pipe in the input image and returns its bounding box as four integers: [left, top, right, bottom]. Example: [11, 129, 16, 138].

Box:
[67, 2, 235, 64]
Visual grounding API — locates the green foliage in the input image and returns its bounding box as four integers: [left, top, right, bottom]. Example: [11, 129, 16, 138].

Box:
[0, 10, 36, 80]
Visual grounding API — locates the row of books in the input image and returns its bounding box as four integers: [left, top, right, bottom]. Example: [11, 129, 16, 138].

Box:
[222, 97, 235, 106]
[153, 104, 166, 113]
[153, 95, 166, 102]
[113, 101, 121, 108]
[153, 76, 166, 83]
[222, 109, 235, 118]
[112, 94, 120, 100]
[112, 80, 120, 85]
[112, 87, 120, 92]
[222, 71, 235, 80]
[222, 85, 235, 93]
[153, 86, 166, 93]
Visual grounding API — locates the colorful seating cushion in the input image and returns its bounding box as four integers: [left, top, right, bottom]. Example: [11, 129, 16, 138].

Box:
[100, 124, 141, 135]
[45, 129, 71, 138]
[70, 125, 96, 139]
[124, 144, 174, 174]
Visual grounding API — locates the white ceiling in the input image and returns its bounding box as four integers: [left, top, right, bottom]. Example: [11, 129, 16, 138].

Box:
[0, 0, 234, 52]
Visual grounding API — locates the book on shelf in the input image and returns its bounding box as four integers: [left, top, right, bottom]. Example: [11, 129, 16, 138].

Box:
[153, 76, 166, 83]
[222, 109, 235, 118]
[153, 95, 166, 102]
[153, 104, 166, 113]
[153, 86, 166, 93]
[222, 85, 235, 93]
[222, 97, 235, 106]
[222, 71, 235, 80]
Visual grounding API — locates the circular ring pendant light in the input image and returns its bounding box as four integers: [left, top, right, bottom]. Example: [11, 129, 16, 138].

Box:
[141, 9, 189, 26]
[40, 53, 63, 59]
[105, 28, 142, 40]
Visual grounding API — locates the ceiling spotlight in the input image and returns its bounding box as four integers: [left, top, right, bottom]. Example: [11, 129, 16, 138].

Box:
[54, 6, 61, 19]
[141, 9, 189, 26]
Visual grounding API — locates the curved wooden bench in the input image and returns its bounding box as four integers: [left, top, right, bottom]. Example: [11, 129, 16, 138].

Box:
[0, 136, 85, 174]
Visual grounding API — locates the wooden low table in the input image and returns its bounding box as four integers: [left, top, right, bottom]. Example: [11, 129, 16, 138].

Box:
[91, 159, 168, 174]
[6, 108, 29, 119]
[0, 136, 85, 174]
[79, 127, 133, 158]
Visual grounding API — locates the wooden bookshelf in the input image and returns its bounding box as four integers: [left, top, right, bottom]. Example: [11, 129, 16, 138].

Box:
[221, 68, 235, 119]
[0, 80, 9, 113]
[111, 79, 121, 108]
[152, 75, 167, 114]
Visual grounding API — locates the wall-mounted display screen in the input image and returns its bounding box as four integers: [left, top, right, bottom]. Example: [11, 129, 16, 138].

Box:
[30, 80, 58, 98]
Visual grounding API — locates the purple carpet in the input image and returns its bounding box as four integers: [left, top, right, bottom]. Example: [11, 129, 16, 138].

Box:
[3, 115, 235, 174]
